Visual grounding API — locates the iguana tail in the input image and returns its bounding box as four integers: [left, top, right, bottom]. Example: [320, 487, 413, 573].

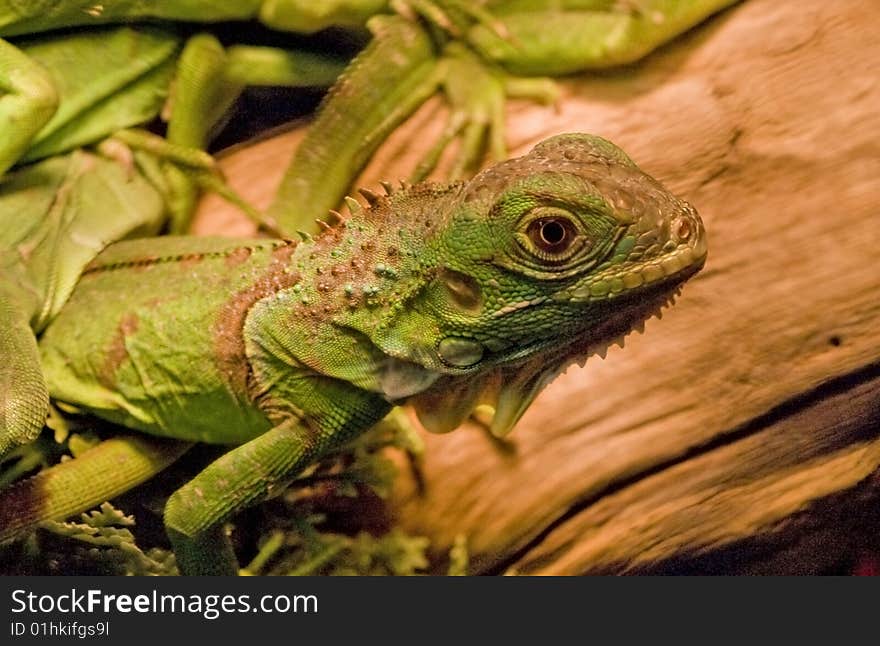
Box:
[0, 435, 191, 542]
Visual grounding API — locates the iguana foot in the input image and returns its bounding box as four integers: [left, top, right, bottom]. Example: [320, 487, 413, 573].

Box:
[411, 42, 557, 182]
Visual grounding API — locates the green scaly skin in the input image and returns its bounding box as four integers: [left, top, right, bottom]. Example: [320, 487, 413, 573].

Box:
[0, 14, 347, 459]
[0, 134, 706, 574]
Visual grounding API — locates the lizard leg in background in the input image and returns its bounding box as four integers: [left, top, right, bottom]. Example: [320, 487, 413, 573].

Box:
[0, 38, 58, 175]
[12, 27, 179, 166]
[267, 15, 442, 236]
[104, 128, 278, 234]
[467, 0, 743, 75]
[412, 0, 736, 178]
[0, 272, 48, 457]
[410, 41, 557, 182]
[0, 150, 167, 458]
[162, 33, 348, 234]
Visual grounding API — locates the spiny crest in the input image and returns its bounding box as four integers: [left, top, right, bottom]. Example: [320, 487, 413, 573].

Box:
[327, 179, 466, 234]
[293, 178, 468, 334]
[339, 185, 391, 221]
[358, 187, 382, 207]
[344, 195, 364, 216]
[311, 184, 384, 243]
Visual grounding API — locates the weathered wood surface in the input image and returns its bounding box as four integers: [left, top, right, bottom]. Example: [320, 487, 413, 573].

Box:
[195, 0, 880, 574]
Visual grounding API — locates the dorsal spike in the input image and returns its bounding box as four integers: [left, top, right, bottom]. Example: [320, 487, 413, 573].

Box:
[358, 187, 381, 206]
[326, 209, 344, 225]
[380, 180, 394, 196]
[398, 179, 410, 191]
[315, 219, 333, 231]
[344, 196, 362, 214]
[296, 230, 313, 242]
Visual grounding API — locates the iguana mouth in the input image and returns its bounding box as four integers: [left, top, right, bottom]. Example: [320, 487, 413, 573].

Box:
[410, 257, 703, 438]
[564, 223, 707, 305]
[486, 243, 706, 365]
[558, 251, 705, 369]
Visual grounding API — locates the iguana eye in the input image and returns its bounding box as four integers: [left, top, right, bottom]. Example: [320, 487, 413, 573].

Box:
[527, 217, 576, 254]
[517, 208, 590, 264]
[492, 189, 620, 278]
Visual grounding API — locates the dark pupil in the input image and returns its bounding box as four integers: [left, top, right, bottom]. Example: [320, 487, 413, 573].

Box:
[540, 220, 566, 246]
[528, 217, 572, 253]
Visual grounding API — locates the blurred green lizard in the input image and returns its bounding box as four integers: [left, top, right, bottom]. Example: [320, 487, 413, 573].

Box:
[271, 0, 742, 232]
[0, 4, 351, 231]
[1, 1, 740, 236]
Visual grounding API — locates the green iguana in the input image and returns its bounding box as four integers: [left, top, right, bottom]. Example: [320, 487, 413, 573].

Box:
[0, 133, 706, 574]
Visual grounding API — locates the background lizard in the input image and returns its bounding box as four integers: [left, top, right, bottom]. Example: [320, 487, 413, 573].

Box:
[0, 1, 740, 236]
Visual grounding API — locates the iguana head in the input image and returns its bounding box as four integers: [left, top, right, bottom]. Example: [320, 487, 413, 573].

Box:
[308, 133, 706, 436]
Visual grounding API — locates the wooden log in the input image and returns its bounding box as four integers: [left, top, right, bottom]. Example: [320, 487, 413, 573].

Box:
[194, 0, 880, 574]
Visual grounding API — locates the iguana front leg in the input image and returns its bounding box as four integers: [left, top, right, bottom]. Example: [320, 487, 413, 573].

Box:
[166, 398, 388, 575]
[166, 298, 392, 574]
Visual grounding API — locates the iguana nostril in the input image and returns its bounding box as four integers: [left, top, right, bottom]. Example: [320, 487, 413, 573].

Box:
[674, 217, 692, 242]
